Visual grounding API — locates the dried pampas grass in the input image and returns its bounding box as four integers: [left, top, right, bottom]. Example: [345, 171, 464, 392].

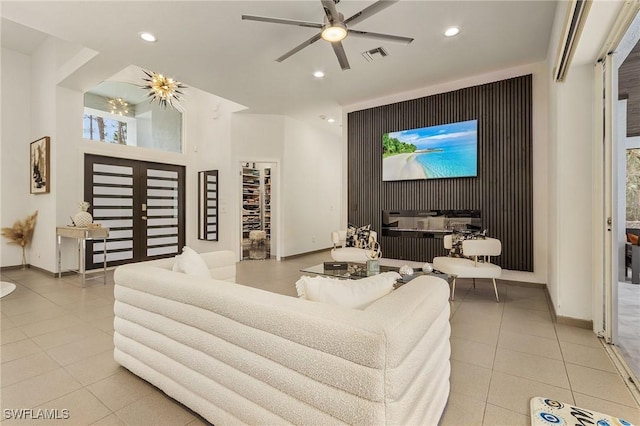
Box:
[2, 211, 38, 268]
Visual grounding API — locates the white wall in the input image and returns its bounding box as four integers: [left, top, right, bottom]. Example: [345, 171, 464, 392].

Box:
[282, 116, 342, 256]
[28, 39, 58, 270]
[343, 62, 550, 286]
[0, 48, 31, 266]
[550, 64, 595, 320]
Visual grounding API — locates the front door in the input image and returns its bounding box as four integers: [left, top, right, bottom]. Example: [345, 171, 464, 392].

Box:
[84, 154, 185, 269]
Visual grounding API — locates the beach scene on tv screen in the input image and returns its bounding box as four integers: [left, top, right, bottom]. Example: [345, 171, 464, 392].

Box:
[382, 119, 478, 181]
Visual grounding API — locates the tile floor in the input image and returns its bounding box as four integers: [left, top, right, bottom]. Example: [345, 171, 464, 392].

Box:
[1, 251, 639, 426]
[618, 280, 640, 378]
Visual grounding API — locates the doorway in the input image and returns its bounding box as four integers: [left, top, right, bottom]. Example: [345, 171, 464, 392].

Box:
[240, 161, 276, 261]
[84, 154, 185, 269]
[601, 6, 640, 388]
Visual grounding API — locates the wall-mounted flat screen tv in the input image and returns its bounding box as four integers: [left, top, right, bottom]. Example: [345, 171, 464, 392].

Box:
[382, 119, 478, 181]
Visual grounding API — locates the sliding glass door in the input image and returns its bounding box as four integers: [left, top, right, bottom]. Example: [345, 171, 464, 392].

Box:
[84, 154, 185, 269]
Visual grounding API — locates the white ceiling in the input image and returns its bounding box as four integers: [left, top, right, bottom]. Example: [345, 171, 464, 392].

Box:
[1, 1, 559, 126]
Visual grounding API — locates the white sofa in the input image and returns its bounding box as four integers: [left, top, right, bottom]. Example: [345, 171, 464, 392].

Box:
[113, 250, 451, 425]
[331, 229, 379, 262]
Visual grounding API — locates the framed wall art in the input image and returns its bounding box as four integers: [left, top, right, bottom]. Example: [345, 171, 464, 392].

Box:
[30, 136, 50, 194]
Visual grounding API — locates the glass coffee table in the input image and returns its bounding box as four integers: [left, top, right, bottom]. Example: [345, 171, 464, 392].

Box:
[300, 259, 447, 286]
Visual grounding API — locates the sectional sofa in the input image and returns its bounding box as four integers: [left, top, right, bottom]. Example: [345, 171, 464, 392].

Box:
[113, 250, 451, 425]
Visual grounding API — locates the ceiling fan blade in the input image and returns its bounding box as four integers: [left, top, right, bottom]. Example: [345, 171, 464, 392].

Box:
[344, 0, 399, 26]
[348, 29, 413, 44]
[331, 41, 351, 70]
[276, 32, 323, 62]
[320, 0, 340, 23]
[242, 15, 322, 29]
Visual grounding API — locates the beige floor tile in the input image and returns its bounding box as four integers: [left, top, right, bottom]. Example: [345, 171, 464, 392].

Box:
[65, 305, 114, 322]
[565, 363, 638, 408]
[560, 341, 617, 373]
[451, 304, 504, 325]
[449, 359, 492, 402]
[64, 349, 123, 386]
[0, 367, 81, 409]
[573, 392, 640, 424]
[87, 315, 115, 333]
[504, 297, 550, 312]
[502, 305, 552, 324]
[450, 336, 496, 369]
[186, 416, 212, 426]
[1, 351, 60, 387]
[19, 314, 83, 338]
[31, 323, 102, 351]
[0, 338, 42, 363]
[87, 370, 157, 412]
[440, 390, 486, 426]
[500, 316, 557, 340]
[0, 315, 17, 330]
[7, 305, 70, 327]
[115, 392, 196, 426]
[482, 403, 530, 426]
[0, 296, 59, 317]
[487, 371, 574, 415]
[59, 295, 113, 311]
[493, 347, 570, 389]
[90, 413, 127, 426]
[555, 324, 603, 348]
[32, 388, 111, 425]
[498, 330, 562, 360]
[1, 326, 28, 345]
[46, 332, 114, 366]
[450, 320, 500, 346]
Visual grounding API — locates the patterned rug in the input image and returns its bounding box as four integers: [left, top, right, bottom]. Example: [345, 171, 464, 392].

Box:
[0, 281, 16, 298]
[531, 397, 635, 426]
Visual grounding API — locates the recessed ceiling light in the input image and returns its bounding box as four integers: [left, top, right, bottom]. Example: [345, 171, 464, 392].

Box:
[313, 70, 325, 78]
[444, 27, 460, 37]
[327, 118, 336, 123]
[139, 32, 157, 42]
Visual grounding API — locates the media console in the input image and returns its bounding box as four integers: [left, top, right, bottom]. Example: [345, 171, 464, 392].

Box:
[381, 210, 482, 238]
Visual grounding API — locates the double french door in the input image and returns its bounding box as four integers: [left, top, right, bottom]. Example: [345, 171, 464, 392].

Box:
[84, 154, 185, 269]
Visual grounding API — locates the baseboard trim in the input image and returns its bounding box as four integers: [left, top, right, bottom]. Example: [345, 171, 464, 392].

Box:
[543, 285, 593, 329]
[556, 316, 593, 329]
[0, 264, 30, 272]
[501, 279, 545, 289]
[1, 264, 71, 278]
[280, 248, 331, 261]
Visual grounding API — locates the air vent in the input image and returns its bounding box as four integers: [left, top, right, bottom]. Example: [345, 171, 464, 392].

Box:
[362, 47, 389, 62]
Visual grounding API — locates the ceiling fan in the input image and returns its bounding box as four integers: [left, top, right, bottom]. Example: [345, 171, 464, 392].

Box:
[242, 0, 414, 71]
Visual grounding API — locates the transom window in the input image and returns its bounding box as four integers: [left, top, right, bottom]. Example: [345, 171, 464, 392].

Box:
[83, 81, 182, 153]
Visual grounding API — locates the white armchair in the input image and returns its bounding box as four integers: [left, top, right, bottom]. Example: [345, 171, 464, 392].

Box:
[331, 230, 379, 262]
[432, 234, 502, 302]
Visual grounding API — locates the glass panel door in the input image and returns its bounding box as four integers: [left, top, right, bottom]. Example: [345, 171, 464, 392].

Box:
[84, 154, 185, 268]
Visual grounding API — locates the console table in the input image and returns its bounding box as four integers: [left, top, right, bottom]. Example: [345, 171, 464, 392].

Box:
[56, 226, 109, 286]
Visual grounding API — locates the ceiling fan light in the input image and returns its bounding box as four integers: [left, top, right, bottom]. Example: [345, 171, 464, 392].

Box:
[321, 24, 347, 42]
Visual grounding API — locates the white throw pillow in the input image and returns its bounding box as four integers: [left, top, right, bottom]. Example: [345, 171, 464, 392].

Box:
[295, 271, 401, 310]
[172, 246, 211, 279]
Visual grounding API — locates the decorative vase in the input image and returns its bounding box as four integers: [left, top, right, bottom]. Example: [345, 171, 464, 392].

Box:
[399, 265, 414, 276]
[422, 263, 434, 273]
[73, 202, 93, 227]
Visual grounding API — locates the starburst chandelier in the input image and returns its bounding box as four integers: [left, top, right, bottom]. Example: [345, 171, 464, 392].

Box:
[141, 70, 186, 109]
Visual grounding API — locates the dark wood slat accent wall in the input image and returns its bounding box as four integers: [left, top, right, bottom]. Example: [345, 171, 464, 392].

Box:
[347, 74, 533, 271]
